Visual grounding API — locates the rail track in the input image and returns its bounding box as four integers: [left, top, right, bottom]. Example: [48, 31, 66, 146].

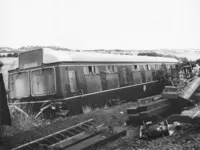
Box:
[12, 119, 126, 150]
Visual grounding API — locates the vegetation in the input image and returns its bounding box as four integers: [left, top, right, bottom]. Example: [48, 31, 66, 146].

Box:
[137, 52, 194, 64]
[18, 45, 71, 51]
[137, 52, 179, 59]
[0, 53, 18, 57]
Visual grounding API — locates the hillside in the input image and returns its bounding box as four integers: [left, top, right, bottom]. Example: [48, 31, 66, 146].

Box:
[0, 46, 200, 61]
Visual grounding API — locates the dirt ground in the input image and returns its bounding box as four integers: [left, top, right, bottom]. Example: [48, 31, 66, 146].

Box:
[2, 101, 200, 150]
[1, 102, 135, 150]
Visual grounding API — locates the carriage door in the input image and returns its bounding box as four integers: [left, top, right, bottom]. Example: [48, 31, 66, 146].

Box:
[83, 66, 102, 93]
[131, 65, 142, 84]
[68, 70, 78, 95]
[144, 64, 153, 82]
[105, 65, 119, 89]
[152, 64, 160, 80]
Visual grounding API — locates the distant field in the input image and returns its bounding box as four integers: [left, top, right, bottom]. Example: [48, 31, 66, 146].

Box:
[1, 58, 17, 89]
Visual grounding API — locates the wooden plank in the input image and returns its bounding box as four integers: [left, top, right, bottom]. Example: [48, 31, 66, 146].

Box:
[127, 99, 172, 125]
[140, 103, 171, 119]
[49, 124, 104, 149]
[126, 106, 138, 114]
[12, 119, 94, 150]
[127, 114, 139, 120]
[137, 94, 161, 105]
[66, 127, 126, 150]
[147, 99, 170, 111]
[167, 114, 194, 124]
[137, 98, 170, 112]
[162, 86, 179, 99]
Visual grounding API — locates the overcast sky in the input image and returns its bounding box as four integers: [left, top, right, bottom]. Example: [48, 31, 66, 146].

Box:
[0, 0, 200, 50]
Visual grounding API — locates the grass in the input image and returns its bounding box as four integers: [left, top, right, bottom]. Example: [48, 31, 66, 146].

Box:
[5, 103, 50, 137]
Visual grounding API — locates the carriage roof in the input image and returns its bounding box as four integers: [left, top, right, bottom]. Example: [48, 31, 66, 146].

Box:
[41, 48, 178, 63]
[9, 48, 178, 71]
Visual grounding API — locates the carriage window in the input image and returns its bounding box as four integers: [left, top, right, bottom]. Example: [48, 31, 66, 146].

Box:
[145, 65, 151, 71]
[68, 70, 78, 92]
[9, 72, 29, 98]
[31, 68, 55, 96]
[83, 66, 99, 75]
[157, 64, 161, 70]
[92, 66, 99, 74]
[105, 65, 118, 73]
[114, 66, 118, 72]
[150, 65, 155, 70]
[88, 66, 92, 74]
[154, 64, 159, 70]
[166, 64, 171, 69]
[131, 65, 140, 71]
[83, 66, 89, 75]
[172, 64, 176, 69]
[139, 65, 144, 70]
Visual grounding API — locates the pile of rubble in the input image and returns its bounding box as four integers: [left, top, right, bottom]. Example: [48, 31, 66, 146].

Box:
[126, 74, 200, 142]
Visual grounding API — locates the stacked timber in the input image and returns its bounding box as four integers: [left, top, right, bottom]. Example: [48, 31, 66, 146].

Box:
[161, 77, 200, 112]
[162, 77, 200, 101]
[126, 77, 200, 126]
[162, 86, 179, 99]
[126, 96, 172, 126]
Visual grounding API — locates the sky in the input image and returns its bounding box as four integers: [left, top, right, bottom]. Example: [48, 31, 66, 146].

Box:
[0, 0, 200, 50]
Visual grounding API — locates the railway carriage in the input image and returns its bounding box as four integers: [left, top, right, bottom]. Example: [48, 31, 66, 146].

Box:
[8, 48, 178, 116]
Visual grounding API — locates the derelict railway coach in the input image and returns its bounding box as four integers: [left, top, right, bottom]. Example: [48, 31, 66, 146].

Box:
[7, 48, 178, 116]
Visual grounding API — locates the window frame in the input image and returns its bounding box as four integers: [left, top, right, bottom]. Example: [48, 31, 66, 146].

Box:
[68, 70, 78, 93]
[9, 71, 30, 99]
[105, 65, 118, 73]
[166, 64, 171, 69]
[144, 64, 151, 71]
[131, 65, 140, 72]
[83, 66, 100, 75]
[30, 67, 56, 96]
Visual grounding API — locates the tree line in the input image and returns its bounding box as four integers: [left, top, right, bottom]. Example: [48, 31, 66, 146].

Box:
[137, 52, 189, 62]
[0, 53, 18, 57]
